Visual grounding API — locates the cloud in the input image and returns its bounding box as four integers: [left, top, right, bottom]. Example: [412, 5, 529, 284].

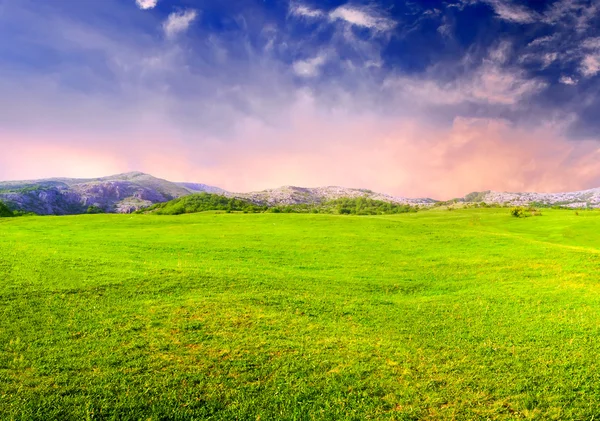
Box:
[541, 52, 558, 68]
[288, 3, 396, 33]
[527, 35, 558, 47]
[288, 3, 324, 19]
[135, 0, 158, 10]
[484, 0, 538, 23]
[388, 69, 544, 106]
[163, 10, 198, 39]
[580, 54, 600, 77]
[292, 53, 327, 77]
[543, 0, 600, 32]
[386, 43, 545, 106]
[3, 0, 600, 200]
[329, 4, 396, 32]
[559, 75, 577, 85]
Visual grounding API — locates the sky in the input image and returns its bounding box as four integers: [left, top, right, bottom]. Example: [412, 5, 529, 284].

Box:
[1, 0, 600, 199]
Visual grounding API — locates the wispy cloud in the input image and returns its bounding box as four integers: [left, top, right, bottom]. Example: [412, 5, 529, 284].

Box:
[559, 75, 577, 85]
[163, 10, 198, 39]
[292, 53, 328, 77]
[484, 0, 538, 23]
[580, 54, 600, 77]
[386, 43, 545, 106]
[288, 3, 396, 33]
[2, 0, 600, 198]
[135, 0, 158, 10]
[543, 0, 600, 32]
[329, 4, 396, 32]
[288, 3, 324, 19]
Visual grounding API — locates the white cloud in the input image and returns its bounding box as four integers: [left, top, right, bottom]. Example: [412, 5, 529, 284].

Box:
[581, 54, 600, 77]
[559, 75, 577, 85]
[527, 35, 557, 47]
[385, 43, 546, 106]
[163, 10, 198, 39]
[582, 37, 600, 50]
[541, 52, 558, 68]
[292, 53, 327, 77]
[484, 0, 538, 23]
[288, 3, 324, 19]
[329, 5, 396, 32]
[390, 66, 545, 106]
[543, 0, 599, 32]
[135, 0, 158, 10]
[288, 3, 396, 33]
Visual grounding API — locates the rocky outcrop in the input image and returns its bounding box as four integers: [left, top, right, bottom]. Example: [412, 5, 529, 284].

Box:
[229, 185, 435, 206]
[461, 188, 600, 208]
[0, 172, 438, 215]
[0, 172, 220, 215]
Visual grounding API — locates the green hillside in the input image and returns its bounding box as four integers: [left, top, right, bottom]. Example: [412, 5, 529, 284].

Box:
[140, 192, 266, 214]
[0, 201, 13, 217]
[141, 192, 419, 215]
[1, 209, 600, 419]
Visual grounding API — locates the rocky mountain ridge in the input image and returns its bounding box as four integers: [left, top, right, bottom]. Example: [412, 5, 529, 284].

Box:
[2, 171, 599, 215]
[0, 172, 434, 215]
[232, 185, 434, 206]
[461, 188, 600, 208]
[0, 172, 206, 215]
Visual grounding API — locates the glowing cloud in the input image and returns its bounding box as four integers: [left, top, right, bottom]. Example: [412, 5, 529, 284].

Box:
[484, 0, 538, 23]
[329, 5, 396, 32]
[581, 54, 600, 77]
[292, 53, 327, 77]
[2, 0, 600, 199]
[163, 10, 198, 39]
[135, 0, 158, 10]
[288, 3, 324, 19]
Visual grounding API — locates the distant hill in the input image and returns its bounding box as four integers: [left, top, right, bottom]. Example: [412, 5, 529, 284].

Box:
[230, 185, 435, 206]
[141, 193, 421, 216]
[0, 172, 436, 215]
[0, 172, 221, 215]
[4, 171, 598, 215]
[460, 188, 600, 208]
[176, 182, 227, 195]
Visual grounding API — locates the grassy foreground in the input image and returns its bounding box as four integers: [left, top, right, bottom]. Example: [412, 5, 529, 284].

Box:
[1, 209, 600, 420]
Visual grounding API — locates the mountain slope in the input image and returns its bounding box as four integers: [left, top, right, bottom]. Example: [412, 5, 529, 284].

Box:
[176, 182, 227, 195]
[461, 188, 600, 208]
[0, 173, 437, 215]
[0, 172, 221, 215]
[5, 171, 599, 215]
[229, 185, 435, 206]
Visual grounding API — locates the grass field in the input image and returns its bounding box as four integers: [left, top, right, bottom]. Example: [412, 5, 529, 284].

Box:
[1, 209, 600, 420]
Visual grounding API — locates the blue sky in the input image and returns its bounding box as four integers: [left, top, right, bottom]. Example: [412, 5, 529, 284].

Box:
[1, 0, 600, 198]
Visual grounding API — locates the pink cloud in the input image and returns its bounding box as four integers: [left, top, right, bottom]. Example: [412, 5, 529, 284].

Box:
[2, 114, 600, 200]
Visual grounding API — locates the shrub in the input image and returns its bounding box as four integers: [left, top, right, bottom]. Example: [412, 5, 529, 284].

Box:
[0, 201, 13, 217]
[86, 205, 104, 214]
[528, 207, 542, 217]
[510, 207, 525, 218]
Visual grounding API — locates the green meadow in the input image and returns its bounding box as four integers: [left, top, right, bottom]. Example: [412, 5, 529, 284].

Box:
[1, 209, 600, 420]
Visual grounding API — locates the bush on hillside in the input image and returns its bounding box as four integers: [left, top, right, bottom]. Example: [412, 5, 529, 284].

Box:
[0, 201, 13, 217]
[138, 193, 420, 216]
[510, 206, 541, 218]
[510, 207, 525, 218]
[87, 205, 105, 214]
[142, 193, 266, 215]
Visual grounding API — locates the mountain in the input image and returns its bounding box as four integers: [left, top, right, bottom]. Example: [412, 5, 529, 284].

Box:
[230, 185, 434, 206]
[0, 172, 435, 215]
[461, 188, 600, 208]
[4, 170, 597, 216]
[0, 172, 221, 215]
[176, 182, 227, 195]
